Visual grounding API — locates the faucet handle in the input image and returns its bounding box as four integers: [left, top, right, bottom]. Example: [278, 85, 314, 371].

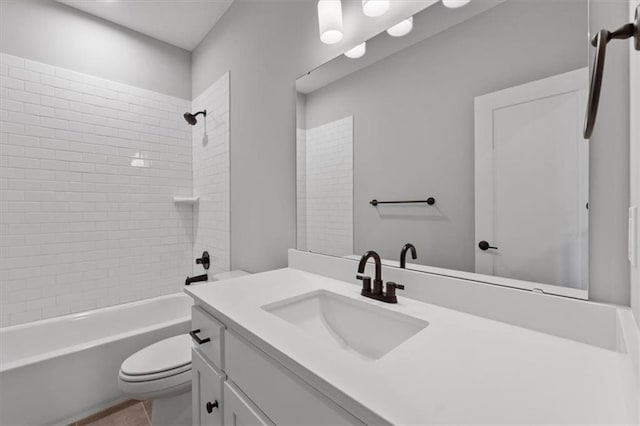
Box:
[385, 281, 405, 300]
[195, 251, 210, 270]
[356, 275, 372, 293]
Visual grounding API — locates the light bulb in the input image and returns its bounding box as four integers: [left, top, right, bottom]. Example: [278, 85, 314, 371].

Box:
[344, 42, 366, 58]
[318, 0, 344, 44]
[362, 0, 389, 17]
[387, 16, 413, 37]
[442, 0, 471, 8]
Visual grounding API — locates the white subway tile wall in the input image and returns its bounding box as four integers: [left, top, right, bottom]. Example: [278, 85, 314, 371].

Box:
[0, 53, 194, 327]
[304, 116, 353, 257]
[191, 73, 230, 276]
[296, 128, 307, 251]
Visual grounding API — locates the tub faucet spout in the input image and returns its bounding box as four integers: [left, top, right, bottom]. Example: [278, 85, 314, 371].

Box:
[185, 273, 208, 285]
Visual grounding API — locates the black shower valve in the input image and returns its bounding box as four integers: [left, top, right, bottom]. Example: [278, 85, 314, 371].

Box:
[196, 251, 210, 270]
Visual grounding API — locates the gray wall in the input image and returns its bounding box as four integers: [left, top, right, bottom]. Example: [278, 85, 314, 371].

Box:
[631, 0, 640, 328]
[192, 0, 433, 274]
[0, 0, 191, 99]
[192, 1, 314, 273]
[304, 0, 587, 274]
[588, 0, 630, 306]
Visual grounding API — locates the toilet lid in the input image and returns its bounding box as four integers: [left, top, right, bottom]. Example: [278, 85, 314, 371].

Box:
[121, 334, 192, 377]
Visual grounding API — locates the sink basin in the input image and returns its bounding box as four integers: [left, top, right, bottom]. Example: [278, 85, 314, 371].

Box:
[262, 290, 428, 360]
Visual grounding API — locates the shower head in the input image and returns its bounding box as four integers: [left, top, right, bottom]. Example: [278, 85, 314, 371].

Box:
[183, 112, 197, 125]
[183, 110, 206, 126]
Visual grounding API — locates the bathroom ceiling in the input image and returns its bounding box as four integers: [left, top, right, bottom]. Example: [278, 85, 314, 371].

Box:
[56, 0, 234, 51]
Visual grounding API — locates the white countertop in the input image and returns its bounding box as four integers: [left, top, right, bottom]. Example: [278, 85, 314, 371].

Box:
[186, 268, 637, 424]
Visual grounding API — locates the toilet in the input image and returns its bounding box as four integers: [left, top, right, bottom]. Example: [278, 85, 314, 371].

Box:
[118, 270, 250, 425]
[118, 334, 193, 426]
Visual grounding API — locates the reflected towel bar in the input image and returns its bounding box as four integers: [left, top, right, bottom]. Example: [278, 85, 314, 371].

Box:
[370, 197, 435, 206]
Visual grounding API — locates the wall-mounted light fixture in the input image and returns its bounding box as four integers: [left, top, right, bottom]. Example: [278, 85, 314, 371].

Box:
[442, 0, 471, 8]
[318, 0, 344, 44]
[387, 16, 413, 37]
[344, 42, 366, 58]
[362, 0, 389, 17]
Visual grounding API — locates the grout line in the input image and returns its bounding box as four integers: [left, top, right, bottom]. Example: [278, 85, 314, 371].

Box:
[142, 401, 152, 425]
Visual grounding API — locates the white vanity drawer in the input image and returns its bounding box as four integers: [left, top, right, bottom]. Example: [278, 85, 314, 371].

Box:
[223, 381, 273, 426]
[192, 349, 224, 426]
[225, 331, 364, 425]
[191, 305, 225, 370]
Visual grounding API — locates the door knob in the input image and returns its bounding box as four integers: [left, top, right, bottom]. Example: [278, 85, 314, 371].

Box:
[478, 241, 498, 251]
[206, 400, 219, 413]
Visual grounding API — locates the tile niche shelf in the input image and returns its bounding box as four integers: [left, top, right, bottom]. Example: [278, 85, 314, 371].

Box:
[173, 196, 199, 205]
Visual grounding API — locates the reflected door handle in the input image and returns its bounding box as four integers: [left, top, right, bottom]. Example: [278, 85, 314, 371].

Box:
[478, 241, 498, 251]
[206, 400, 218, 413]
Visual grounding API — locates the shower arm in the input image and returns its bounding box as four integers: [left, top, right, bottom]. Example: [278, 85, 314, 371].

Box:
[584, 4, 639, 139]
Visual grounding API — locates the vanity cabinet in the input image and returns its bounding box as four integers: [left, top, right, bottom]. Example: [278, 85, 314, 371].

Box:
[192, 306, 225, 369]
[223, 382, 273, 426]
[191, 349, 224, 426]
[190, 303, 365, 426]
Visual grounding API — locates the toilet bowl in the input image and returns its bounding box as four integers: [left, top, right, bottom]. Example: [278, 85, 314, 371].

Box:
[118, 270, 251, 425]
[118, 334, 193, 426]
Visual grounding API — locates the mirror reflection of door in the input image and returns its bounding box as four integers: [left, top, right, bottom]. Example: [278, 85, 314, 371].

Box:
[474, 68, 589, 290]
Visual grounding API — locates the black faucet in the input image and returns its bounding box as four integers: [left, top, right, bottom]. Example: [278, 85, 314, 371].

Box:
[400, 243, 417, 269]
[186, 251, 211, 285]
[357, 250, 405, 303]
[357, 250, 383, 294]
[185, 273, 208, 285]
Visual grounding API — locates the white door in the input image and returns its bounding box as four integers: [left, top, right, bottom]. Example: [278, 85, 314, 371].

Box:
[474, 68, 589, 294]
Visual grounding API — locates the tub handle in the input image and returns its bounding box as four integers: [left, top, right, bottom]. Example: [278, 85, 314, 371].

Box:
[189, 329, 211, 345]
[206, 400, 219, 413]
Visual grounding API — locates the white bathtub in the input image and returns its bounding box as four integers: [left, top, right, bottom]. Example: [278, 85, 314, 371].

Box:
[0, 293, 192, 426]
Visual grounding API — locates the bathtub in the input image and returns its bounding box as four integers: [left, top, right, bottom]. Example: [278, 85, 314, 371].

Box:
[0, 293, 192, 426]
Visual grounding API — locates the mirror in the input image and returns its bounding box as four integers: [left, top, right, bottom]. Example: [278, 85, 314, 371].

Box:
[296, 0, 590, 298]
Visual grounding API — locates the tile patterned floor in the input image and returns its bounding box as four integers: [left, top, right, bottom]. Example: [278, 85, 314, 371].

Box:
[70, 400, 152, 426]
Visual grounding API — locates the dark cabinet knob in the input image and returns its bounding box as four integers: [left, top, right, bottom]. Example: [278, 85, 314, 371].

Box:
[206, 400, 218, 413]
[478, 241, 498, 251]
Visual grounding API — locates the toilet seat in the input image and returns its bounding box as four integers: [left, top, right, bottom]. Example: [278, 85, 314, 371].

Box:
[118, 334, 193, 400]
[119, 368, 192, 400]
[120, 362, 192, 382]
[121, 334, 192, 377]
